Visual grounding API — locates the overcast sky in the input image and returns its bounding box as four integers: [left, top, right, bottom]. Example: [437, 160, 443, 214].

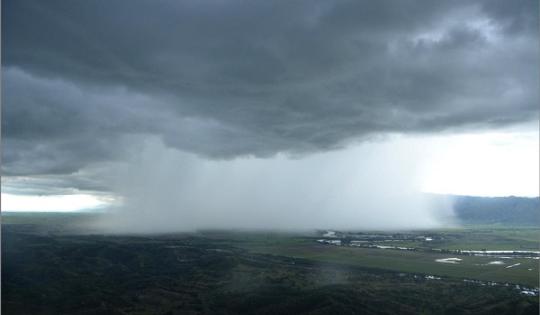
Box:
[1, 1, 538, 229]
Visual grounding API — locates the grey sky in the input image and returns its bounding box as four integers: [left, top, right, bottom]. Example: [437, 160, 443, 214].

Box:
[1, 0, 538, 225]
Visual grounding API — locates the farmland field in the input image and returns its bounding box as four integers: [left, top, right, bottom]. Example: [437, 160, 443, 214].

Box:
[228, 232, 539, 287]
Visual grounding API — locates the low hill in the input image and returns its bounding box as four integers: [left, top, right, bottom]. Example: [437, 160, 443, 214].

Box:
[452, 195, 540, 227]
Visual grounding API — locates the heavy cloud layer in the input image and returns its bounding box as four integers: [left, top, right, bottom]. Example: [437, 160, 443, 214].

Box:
[2, 0, 538, 179]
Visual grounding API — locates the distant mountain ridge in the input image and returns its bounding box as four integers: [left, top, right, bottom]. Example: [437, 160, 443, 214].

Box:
[452, 195, 540, 226]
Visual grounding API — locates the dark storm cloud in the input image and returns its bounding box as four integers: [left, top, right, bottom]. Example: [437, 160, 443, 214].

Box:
[2, 0, 538, 177]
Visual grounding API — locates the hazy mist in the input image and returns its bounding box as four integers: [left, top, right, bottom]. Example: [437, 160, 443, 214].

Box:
[94, 136, 455, 233]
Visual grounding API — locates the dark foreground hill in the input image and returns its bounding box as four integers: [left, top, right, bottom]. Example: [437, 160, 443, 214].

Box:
[2, 221, 538, 315]
[452, 196, 540, 226]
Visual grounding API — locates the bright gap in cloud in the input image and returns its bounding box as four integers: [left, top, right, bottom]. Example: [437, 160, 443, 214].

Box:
[420, 130, 539, 197]
[1, 193, 110, 212]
